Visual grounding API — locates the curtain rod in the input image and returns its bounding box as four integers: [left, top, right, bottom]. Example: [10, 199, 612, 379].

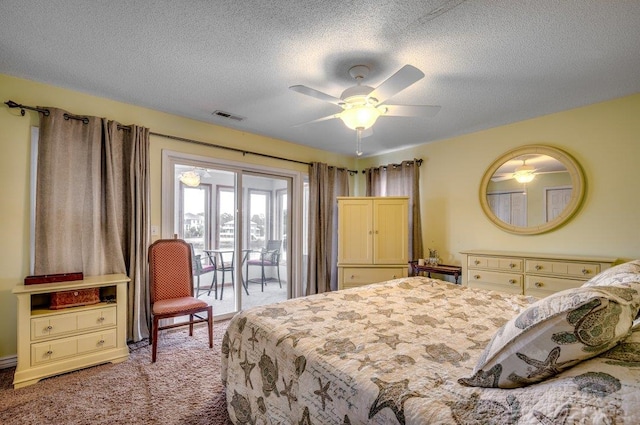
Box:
[361, 159, 423, 173]
[4, 100, 358, 174]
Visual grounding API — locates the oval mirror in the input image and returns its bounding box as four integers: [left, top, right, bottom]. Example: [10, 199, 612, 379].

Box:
[479, 145, 585, 235]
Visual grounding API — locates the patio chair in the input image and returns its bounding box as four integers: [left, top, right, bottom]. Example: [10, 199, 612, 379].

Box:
[246, 239, 282, 292]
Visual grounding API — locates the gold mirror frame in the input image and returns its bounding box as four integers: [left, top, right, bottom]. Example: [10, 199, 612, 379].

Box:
[479, 145, 585, 235]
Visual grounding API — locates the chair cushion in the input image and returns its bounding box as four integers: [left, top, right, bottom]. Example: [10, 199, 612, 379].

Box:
[198, 265, 216, 274]
[153, 297, 209, 315]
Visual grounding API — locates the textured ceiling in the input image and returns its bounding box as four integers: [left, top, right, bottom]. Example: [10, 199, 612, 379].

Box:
[1, 1, 639, 157]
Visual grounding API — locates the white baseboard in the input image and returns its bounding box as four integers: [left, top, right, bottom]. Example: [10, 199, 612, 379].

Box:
[0, 355, 17, 369]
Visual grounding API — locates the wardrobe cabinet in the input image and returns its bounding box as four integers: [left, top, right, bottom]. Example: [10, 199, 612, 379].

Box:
[337, 197, 409, 289]
[461, 250, 617, 298]
[12, 274, 130, 388]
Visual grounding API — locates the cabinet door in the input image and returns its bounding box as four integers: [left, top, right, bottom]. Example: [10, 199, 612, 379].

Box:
[373, 199, 408, 264]
[338, 199, 373, 264]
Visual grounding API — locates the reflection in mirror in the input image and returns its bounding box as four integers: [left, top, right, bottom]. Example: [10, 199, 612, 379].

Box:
[487, 154, 571, 227]
[479, 145, 585, 235]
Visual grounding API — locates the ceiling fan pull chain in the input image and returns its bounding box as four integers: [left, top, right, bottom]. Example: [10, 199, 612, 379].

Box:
[356, 128, 363, 156]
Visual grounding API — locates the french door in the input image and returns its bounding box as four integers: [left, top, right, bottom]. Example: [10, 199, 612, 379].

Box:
[163, 151, 302, 320]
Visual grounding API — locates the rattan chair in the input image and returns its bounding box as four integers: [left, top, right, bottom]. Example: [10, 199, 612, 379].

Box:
[148, 239, 213, 362]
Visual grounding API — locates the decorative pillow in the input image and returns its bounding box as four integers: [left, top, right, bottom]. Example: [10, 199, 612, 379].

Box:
[458, 285, 640, 388]
[582, 260, 640, 288]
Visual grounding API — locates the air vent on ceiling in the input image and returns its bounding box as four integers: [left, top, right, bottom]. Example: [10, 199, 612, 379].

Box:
[212, 110, 245, 121]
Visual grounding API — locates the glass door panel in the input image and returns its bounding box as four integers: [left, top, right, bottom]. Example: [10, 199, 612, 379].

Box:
[171, 161, 293, 318]
[241, 173, 290, 309]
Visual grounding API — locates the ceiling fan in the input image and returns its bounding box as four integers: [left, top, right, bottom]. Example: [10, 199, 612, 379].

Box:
[289, 64, 441, 156]
[492, 159, 539, 183]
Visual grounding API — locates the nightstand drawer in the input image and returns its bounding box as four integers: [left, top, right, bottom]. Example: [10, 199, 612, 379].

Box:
[525, 260, 600, 279]
[468, 256, 523, 272]
[467, 270, 523, 294]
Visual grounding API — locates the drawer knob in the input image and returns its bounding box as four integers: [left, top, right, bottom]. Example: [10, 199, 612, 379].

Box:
[392, 275, 397, 279]
[45, 350, 53, 356]
[350, 275, 355, 279]
[509, 263, 515, 268]
[582, 268, 590, 275]
[98, 340, 105, 345]
[474, 274, 481, 280]
[98, 317, 105, 322]
[535, 265, 542, 270]
[535, 282, 544, 288]
[509, 279, 517, 284]
[45, 325, 53, 331]
[474, 260, 480, 265]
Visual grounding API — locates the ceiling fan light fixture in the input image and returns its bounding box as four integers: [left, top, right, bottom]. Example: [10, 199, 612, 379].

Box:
[513, 164, 535, 183]
[339, 103, 383, 130]
[179, 170, 201, 187]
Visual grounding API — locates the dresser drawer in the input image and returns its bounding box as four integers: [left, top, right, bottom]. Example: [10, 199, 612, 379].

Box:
[31, 337, 78, 365]
[467, 270, 523, 294]
[525, 260, 600, 279]
[77, 328, 117, 354]
[31, 328, 118, 366]
[31, 314, 79, 340]
[525, 275, 585, 298]
[468, 256, 523, 272]
[31, 306, 117, 340]
[77, 307, 117, 331]
[342, 267, 405, 285]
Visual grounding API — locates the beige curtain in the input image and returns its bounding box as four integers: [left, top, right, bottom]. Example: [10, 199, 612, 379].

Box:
[365, 159, 424, 263]
[35, 108, 150, 342]
[306, 162, 350, 295]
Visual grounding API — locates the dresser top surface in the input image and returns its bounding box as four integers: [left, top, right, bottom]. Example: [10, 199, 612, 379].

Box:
[460, 250, 618, 264]
[13, 273, 130, 294]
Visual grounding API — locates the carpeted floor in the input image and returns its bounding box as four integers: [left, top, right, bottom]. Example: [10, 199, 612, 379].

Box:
[0, 320, 232, 425]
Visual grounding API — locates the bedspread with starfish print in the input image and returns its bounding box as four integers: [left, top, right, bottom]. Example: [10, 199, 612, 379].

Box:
[221, 277, 640, 424]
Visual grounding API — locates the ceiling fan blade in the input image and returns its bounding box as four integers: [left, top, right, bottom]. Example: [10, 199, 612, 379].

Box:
[368, 65, 425, 104]
[292, 113, 340, 127]
[383, 104, 441, 117]
[491, 174, 514, 182]
[289, 85, 343, 105]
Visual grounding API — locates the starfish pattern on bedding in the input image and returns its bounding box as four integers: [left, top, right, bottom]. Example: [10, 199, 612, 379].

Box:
[313, 377, 333, 411]
[509, 347, 574, 383]
[280, 377, 297, 410]
[374, 332, 405, 350]
[368, 377, 423, 425]
[532, 404, 571, 425]
[357, 355, 380, 371]
[239, 351, 255, 389]
[304, 304, 328, 314]
[375, 308, 395, 317]
[248, 327, 259, 350]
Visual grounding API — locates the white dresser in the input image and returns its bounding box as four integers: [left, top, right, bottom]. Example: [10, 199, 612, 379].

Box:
[12, 274, 130, 388]
[461, 250, 618, 297]
[337, 197, 409, 289]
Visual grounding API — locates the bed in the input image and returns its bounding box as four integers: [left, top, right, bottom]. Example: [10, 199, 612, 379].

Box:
[222, 264, 640, 424]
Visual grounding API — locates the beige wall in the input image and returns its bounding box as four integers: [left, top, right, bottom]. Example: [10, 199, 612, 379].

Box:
[1, 72, 639, 359]
[357, 93, 640, 266]
[0, 74, 353, 358]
